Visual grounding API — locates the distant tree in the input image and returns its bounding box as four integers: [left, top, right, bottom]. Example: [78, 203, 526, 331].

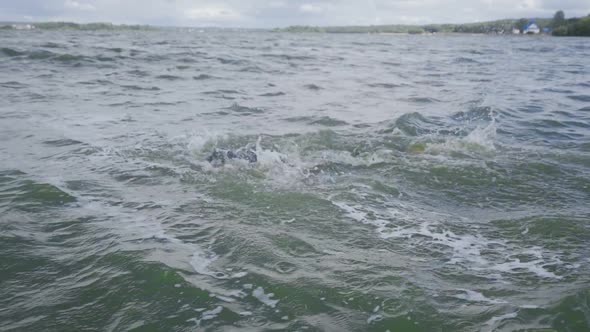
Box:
[553, 10, 566, 28]
[407, 27, 424, 34]
[552, 26, 568, 36]
[553, 15, 590, 36]
[570, 16, 590, 36]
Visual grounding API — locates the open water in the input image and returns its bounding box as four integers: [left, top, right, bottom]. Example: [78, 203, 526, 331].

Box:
[1, 30, 590, 331]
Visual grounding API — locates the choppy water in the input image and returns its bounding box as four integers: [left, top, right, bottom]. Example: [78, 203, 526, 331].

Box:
[1, 30, 590, 332]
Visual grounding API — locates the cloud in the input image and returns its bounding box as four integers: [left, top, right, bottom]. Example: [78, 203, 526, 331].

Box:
[0, 0, 589, 27]
[299, 3, 323, 14]
[185, 6, 241, 21]
[64, 0, 95, 11]
[267, 0, 286, 8]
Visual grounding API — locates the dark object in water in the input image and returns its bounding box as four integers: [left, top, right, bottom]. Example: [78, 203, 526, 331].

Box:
[206, 147, 257, 166]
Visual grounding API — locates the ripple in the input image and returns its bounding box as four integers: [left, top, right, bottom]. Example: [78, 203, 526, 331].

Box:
[303, 84, 322, 90]
[155, 74, 183, 80]
[43, 139, 84, 147]
[217, 57, 246, 65]
[261, 53, 315, 61]
[0, 47, 24, 57]
[126, 69, 150, 77]
[225, 103, 265, 115]
[41, 42, 65, 49]
[259, 92, 285, 97]
[0, 81, 28, 89]
[274, 261, 297, 274]
[193, 74, 217, 80]
[120, 84, 161, 91]
[310, 116, 348, 127]
[284, 115, 348, 127]
[405, 97, 440, 104]
[453, 57, 479, 64]
[568, 95, 590, 102]
[368, 83, 402, 89]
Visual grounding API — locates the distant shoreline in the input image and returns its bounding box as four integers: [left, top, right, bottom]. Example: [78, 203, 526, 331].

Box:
[274, 14, 589, 37]
[2, 14, 588, 37]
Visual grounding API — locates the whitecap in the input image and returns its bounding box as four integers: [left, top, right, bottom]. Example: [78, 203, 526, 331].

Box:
[252, 287, 279, 308]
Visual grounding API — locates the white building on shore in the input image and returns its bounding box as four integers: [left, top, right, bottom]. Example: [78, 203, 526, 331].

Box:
[523, 22, 540, 34]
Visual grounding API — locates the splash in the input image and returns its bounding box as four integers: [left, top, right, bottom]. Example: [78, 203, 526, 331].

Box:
[424, 111, 497, 156]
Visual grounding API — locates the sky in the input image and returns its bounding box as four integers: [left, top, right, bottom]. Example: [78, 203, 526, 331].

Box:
[0, 0, 589, 28]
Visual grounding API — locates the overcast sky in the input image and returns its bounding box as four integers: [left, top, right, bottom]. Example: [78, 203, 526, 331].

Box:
[0, 0, 589, 27]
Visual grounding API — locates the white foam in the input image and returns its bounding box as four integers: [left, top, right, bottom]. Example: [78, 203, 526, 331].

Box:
[453, 289, 506, 304]
[281, 218, 295, 225]
[190, 248, 218, 277]
[331, 200, 566, 281]
[185, 131, 228, 152]
[425, 117, 497, 156]
[464, 118, 497, 150]
[332, 201, 389, 232]
[367, 314, 383, 324]
[201, 306, 223, 321]
[188, 306, 224, 326]
[492, 259, 561, 279]
[231, 271, 248, 278]
[480, 311, 518, 332]
[252, 287, 279, 308]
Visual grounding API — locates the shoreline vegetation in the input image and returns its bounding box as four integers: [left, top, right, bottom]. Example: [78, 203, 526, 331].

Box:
[1, 10, 588, 36]
[275, 11, 589, 37]
[0, 22, 153, 31]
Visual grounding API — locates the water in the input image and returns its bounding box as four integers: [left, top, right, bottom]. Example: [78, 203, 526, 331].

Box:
[1, 30, 589, 332]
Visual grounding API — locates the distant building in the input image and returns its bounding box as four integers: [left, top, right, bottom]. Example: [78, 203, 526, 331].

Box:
[523, 21, 540, 34]
[11, 24, 35, 30]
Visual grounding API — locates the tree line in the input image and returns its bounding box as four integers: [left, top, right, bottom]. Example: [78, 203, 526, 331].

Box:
[551, 10, 590, 36]
[277, 10, 590, 36]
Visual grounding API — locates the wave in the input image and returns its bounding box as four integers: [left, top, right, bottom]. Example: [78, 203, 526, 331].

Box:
[380, 112, 441, 136]
[225, 103, 265, 115]
[217, 57, 247, 65]
[261, 53, 315, 61]
[0, 47, 24, 57]
[43, 138, 84, 147]
[368, 83, 402, 89]
[126, 69, 150, 77]
[405, 96, 440, 104]
[259, 92, 286, 97]
[567, 95, 590, 102]
[204, 89, 242, 95]
[0, 170, 77, 212]
[285, 115, 348, 127]
[41, 42, 65, 49]
[453, 57, 480, 64]
[0, 47, 119, 64]
[332, 200, 567, 281]
[155, 74, 183, 80]
[119, 84, 161, 91]
[303, 84, 322, 90]
[193, 74, 217, 80]
[0, 81, 27, 89]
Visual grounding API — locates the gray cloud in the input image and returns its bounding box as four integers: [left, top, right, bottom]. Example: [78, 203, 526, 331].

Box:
[0, 0, 588, 27]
